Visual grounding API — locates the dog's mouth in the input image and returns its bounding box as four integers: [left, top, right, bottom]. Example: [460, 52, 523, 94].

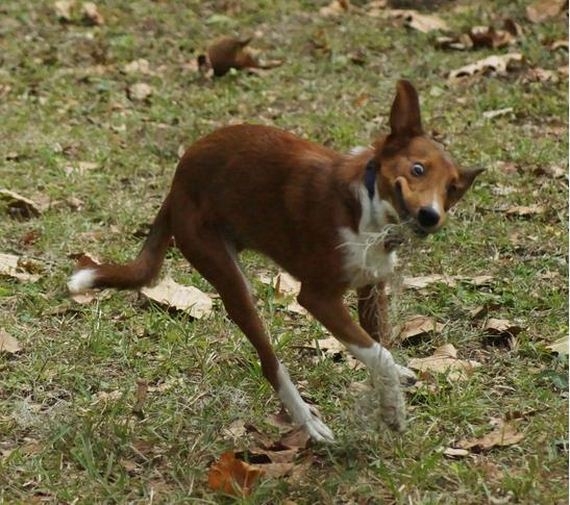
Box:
[394, 183, 433, 238]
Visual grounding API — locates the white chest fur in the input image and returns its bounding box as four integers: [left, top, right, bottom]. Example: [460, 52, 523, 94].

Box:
[338, 184, 398, 288]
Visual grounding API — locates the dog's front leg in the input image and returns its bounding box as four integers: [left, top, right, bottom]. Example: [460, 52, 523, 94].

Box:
[357, 282, 392, 347]
[298, 287, 409, 432]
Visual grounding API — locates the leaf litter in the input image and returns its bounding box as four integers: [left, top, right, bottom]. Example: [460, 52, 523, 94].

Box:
[208, 423, 313, 496]
[0, 329, 21, 354]
[140, 277, 213, 319]
[408, 344, 481, 381]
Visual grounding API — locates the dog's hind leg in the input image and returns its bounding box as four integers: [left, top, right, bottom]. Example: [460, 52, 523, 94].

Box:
[357, 282, 392, 347]
[172, 218, 334, 442]
[357, 283, 416, 387]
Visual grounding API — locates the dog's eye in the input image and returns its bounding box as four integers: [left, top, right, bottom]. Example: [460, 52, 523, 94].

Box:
[411, 163, 425, 176]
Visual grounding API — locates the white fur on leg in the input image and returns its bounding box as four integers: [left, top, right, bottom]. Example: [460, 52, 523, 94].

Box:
[67, 269, 97, 294]
[276, 363, 334, 442]
[347, 342, 406, 432]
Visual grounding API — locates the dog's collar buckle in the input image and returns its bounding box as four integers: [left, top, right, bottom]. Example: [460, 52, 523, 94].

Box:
[364, 159, 377, 200]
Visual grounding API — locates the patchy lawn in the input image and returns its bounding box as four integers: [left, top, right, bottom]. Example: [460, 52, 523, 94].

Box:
[0, 0, 567, 503]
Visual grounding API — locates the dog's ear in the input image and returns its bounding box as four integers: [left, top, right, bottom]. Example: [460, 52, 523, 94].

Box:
[389, 80, 423, 138]
[446, 166, 485, 209]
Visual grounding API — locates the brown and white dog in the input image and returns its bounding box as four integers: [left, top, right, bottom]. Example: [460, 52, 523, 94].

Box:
[68, 80, 482, 442]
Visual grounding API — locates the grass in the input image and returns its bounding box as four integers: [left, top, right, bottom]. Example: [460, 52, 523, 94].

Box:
[0, 0, 567, 503]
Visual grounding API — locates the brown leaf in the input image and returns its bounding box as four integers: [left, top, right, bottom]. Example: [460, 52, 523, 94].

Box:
[0, 253, 41, 282]
[0, 329, 21, 354]
[274, 272, 301, 298]
[132, 378, 148, 415]
[443, 447, 470, 458]
[222, 419, 248, 439]
[468, 22, 518, 50]
[386, 10, 449, 33]
[319, 0, 351, 17]
[204, 36, 280, 77]
[140, 277, 213, 319]
[456, 421, 524, 451]
[396, 315, 444, 344]
[483, 318, 523, 337]
[525, 67, 559, 83]
[403, 274, 455, 289]
[207, 452, 264, 497]
[547, 335, 568, 356]
[550, 39, 569, 51]
[0, 189, 49, 219]
[279, 426, 311, 451]
[123, 59, 153, 75]
[408, 344, 481, 381]
[81, 2, 104, 26]
[127, 82, 153, 102]
[504, 204, 545, 218]
[54, 0, 74, 22]
[266, 407, 294, 432]
[448, 53, 523, 81]
[526, 0, 566, 23]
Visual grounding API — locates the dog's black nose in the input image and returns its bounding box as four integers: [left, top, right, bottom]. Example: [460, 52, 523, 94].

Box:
[417, 206, 440, 228]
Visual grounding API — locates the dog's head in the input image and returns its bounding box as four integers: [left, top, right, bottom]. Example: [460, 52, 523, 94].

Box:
[374, 80, 483, 236]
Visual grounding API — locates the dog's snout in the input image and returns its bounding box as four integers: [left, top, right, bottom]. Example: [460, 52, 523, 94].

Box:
[417, 206, 440, 228]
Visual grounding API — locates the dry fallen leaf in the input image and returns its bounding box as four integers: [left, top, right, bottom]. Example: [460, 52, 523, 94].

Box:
[403, 274, 454, 289]
[448, 53, 523, 81]
[484, 318, 523, 337]
[127, 82, 153, 102]
[526, 0, 566, 23]
[319, 0, 351, 17]
[550, 39, 569, 51]
[132, 378, 148, 415]
[547, 336, 568, 356]
[140, 277, 213, 319]
[0, 189, 48, 219]
[0, 253, 41, 282]
[207, 451, 264, 497]
[408, 344, 481, 381]
[443, 447, 470, 458]
[81, 2, 104, 26]
[386, 10, 449, 33]
[483, 107, 513, 119]
[274, 272, 301, 298]
[54, 0, 74, 21]
[504, 204, 545, 218]
[202, 36, 283, 77]
[0, 329, 21, 354]
[123, 59, 152, 75]
[222, 419, 248, 440]
[455, 420, 524, 451]
[468, 20, 520, 50]
[397, 315, 444, 343]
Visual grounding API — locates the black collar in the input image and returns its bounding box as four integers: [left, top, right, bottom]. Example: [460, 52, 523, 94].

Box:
[364, 159, 377, 200]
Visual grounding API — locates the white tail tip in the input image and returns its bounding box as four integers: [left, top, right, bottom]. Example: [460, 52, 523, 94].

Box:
[68, 268, 97, 294]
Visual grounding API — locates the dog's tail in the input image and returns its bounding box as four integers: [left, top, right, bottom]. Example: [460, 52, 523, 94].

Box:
[68, 196, 172, 293]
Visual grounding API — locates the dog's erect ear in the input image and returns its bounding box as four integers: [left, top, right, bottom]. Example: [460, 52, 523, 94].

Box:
[389, 80, 423, 138]
[446, 166, 485, 209]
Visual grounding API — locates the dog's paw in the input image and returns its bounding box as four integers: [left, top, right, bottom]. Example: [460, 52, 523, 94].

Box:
[380, 386, 406, 433]
[395, 364, 417, 387]
[303, 415, 335, 443]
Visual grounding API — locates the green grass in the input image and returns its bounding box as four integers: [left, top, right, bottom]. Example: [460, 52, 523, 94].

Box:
[0, 0, 568, 503]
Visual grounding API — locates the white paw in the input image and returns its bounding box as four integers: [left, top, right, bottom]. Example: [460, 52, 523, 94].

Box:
[395, 363, 417, 386]
[379, 384, 406, 432]
[302, 414, 335, 443]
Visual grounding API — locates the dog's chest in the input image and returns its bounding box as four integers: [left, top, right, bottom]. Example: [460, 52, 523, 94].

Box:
[338, 188, 398, 288]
